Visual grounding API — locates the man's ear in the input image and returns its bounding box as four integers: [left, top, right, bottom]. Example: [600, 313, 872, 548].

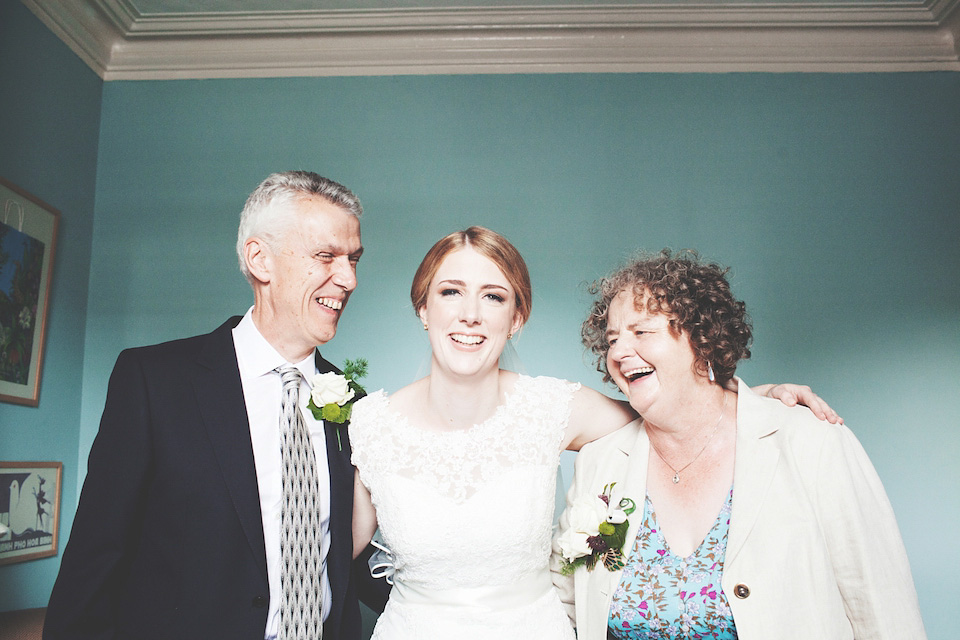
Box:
[244, 237, 272, 284]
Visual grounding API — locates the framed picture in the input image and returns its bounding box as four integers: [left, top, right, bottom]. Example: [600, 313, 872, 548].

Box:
[0, 461, 63, 565]
[0, 177, 59, 406]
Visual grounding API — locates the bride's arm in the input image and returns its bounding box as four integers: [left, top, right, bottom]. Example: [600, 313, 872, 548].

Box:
[562, 386, 635, 452]
[352, 469, 378, 559]
[562, 382, 843, 451]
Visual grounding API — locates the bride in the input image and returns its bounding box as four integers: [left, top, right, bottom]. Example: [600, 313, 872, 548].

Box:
[349, 227, 837, 639]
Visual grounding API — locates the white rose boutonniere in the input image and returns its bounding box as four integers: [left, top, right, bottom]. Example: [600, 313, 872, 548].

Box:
[307, 357, 367, 425]
[557, 482, 636, 574]
[311, 372, 356, 407]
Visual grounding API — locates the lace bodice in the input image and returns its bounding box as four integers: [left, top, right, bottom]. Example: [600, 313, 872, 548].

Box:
[351, 375, 579, 638]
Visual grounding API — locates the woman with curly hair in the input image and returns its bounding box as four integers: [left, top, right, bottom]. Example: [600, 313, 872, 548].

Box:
[553, 250, 925, 639]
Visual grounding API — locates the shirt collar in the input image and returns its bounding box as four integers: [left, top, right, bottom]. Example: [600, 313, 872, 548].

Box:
[233, 307, 318, 381]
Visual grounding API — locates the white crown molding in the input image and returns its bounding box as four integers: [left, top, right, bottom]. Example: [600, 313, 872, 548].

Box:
[23, 0, 960, 79]
[943, 0, 960, 53]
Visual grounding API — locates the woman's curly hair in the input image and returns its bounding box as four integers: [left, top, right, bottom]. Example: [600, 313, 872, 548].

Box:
[582, 249, 752, 387]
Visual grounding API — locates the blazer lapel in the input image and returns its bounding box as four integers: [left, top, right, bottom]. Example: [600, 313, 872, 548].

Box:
[582, 420, 650, 640]
[193, 317, 268, 581]
[725, 380, 781, 567]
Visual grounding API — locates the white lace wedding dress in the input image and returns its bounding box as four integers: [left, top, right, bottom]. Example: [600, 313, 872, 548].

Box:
[350, 375, 578, 640]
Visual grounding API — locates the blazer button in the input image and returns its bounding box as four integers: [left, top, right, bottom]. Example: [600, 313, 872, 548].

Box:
[251, 595, 268, 608]
[733, 584, 750, 599]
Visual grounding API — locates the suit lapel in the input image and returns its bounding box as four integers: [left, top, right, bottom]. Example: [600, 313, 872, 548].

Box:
[726, 380, 781, 567]
[188, 325, 358, 619]
[193, 317, 268, 581]
[314, 351, 354, 624]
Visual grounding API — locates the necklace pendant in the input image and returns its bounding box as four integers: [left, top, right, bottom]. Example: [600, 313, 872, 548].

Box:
[672, 473, 680, 484]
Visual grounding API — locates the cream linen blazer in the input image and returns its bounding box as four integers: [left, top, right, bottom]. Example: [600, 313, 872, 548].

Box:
[552, 380, 926, 639]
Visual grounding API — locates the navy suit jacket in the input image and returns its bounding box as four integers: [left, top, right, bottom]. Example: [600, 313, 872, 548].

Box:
[44, 317, 369, 639]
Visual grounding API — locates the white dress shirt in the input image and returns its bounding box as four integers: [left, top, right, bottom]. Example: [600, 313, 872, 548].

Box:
[233, 309, 332, 640]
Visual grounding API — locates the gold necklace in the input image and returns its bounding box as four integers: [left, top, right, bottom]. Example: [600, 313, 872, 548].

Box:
[649, 394, 726, 484]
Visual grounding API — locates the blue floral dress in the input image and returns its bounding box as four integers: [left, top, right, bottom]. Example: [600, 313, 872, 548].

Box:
[607, 489, 738, 639]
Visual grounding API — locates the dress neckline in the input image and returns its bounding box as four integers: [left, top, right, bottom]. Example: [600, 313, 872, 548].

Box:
[644, 487, 734, 561]
[373, 373, 530, 436]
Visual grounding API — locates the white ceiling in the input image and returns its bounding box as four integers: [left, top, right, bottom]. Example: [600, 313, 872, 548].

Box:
[24, 0, 960, 79]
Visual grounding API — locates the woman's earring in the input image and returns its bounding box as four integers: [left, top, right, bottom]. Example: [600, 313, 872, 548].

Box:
[708, 364, 715, 383]
[507, 332, 513, 340]
[423, 322, 429, 331]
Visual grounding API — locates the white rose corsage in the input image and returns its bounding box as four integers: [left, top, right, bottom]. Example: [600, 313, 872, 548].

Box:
[307, 358, 367, 425]
[557, 482, 636, 574]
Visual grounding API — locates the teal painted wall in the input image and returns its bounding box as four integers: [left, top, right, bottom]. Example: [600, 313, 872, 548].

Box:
[80, 73, 958, 636]
[0, 1, 102, 610]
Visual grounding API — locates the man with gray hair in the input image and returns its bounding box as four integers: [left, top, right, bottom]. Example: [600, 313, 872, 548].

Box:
[45, 171, 379, 639]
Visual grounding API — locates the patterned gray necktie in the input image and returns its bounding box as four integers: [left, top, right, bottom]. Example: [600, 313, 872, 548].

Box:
[277, 365, 323, 640]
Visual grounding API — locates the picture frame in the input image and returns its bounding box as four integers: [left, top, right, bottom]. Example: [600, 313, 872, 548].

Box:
[0, 177, 60, 406]
[0, 461, 63, 565]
